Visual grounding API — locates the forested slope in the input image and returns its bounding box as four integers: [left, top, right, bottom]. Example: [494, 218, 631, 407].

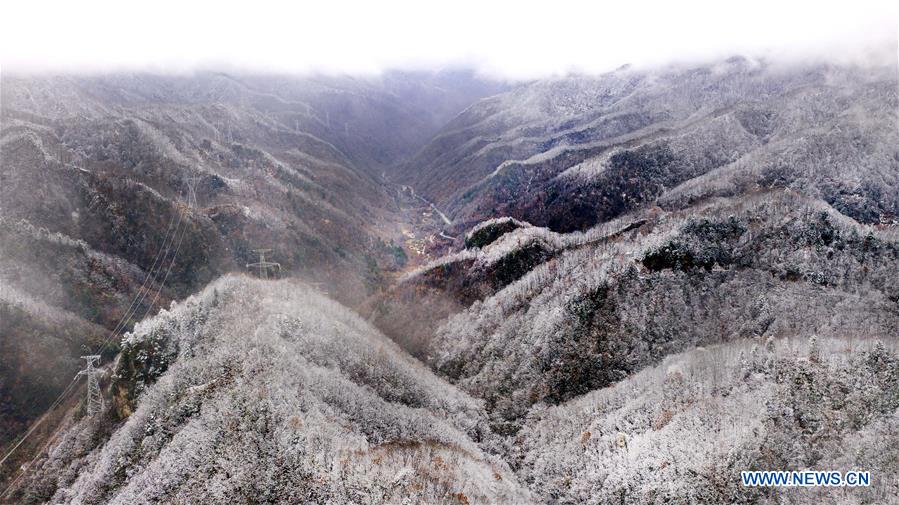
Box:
[8, 276, 530, 504]
[399, 58, 898, 232]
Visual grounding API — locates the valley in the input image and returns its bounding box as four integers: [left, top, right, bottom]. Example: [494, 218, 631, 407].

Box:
[1, 56, 897, 504]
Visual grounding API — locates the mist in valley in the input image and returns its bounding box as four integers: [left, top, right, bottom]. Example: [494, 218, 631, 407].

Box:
[1, 2, 898, 504]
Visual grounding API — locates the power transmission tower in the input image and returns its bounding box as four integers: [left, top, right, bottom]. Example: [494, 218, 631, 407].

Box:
[78, 355, 103, 416]
[246, 249, 281, 279]
[185, 177, 200, 208]
[309, 282, 329, 296]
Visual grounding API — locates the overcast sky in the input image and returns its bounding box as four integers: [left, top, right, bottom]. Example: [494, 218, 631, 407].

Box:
[1, 0, 896, 78]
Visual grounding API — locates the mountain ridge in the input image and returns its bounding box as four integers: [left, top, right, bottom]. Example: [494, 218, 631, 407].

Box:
[395, 59, 898, 233]
[2, 56, 898, 504]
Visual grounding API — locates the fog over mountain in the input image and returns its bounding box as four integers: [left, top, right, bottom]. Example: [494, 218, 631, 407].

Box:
[0, 69, 504, 451]
[1, 3, 898, 503]
[2, 1, 895, 77]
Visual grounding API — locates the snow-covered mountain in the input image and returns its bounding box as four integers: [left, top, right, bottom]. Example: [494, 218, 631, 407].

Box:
[11, 276, 529, 503]
[10, 276, 897, 503]
[517, 336, 899, 504]
[374, 190, 898, 434]
[0, 71, 500, 448]
[397, 58, 898, 232]
[2, 55, 898, 504]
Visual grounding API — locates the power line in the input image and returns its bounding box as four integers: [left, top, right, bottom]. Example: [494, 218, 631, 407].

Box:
[91, 177, 198, 356]
[143, 176, 198, 315]
[145, 200, 193, 314]
[0, 375, 79, 471]
[0, 376, 79, 500]
[88, 198, 183, 356]
[0, 211, 182, 489]
[88, 208, 184, 356]
[0, 177, 200, 492]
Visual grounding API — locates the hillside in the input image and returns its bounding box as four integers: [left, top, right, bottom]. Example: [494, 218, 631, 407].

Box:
[7, 277, 896, 504]
[398, 58, 898, 232]
[2, 56, 897, 504]
[0, 71, 500, 456]
[6, 276, 530, 504]
[517, 336, 899, 504]
[375, 191, 898, 433]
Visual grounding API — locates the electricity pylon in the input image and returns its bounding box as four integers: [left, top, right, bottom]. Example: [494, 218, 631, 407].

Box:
[185, 177, 200, 208]
[309, 282, 329, 296]
[246, 249, 281, 279]
[78, 355, 103, 416]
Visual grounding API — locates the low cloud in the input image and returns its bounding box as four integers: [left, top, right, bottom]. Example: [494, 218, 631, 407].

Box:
[2, 0, 895, 78]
